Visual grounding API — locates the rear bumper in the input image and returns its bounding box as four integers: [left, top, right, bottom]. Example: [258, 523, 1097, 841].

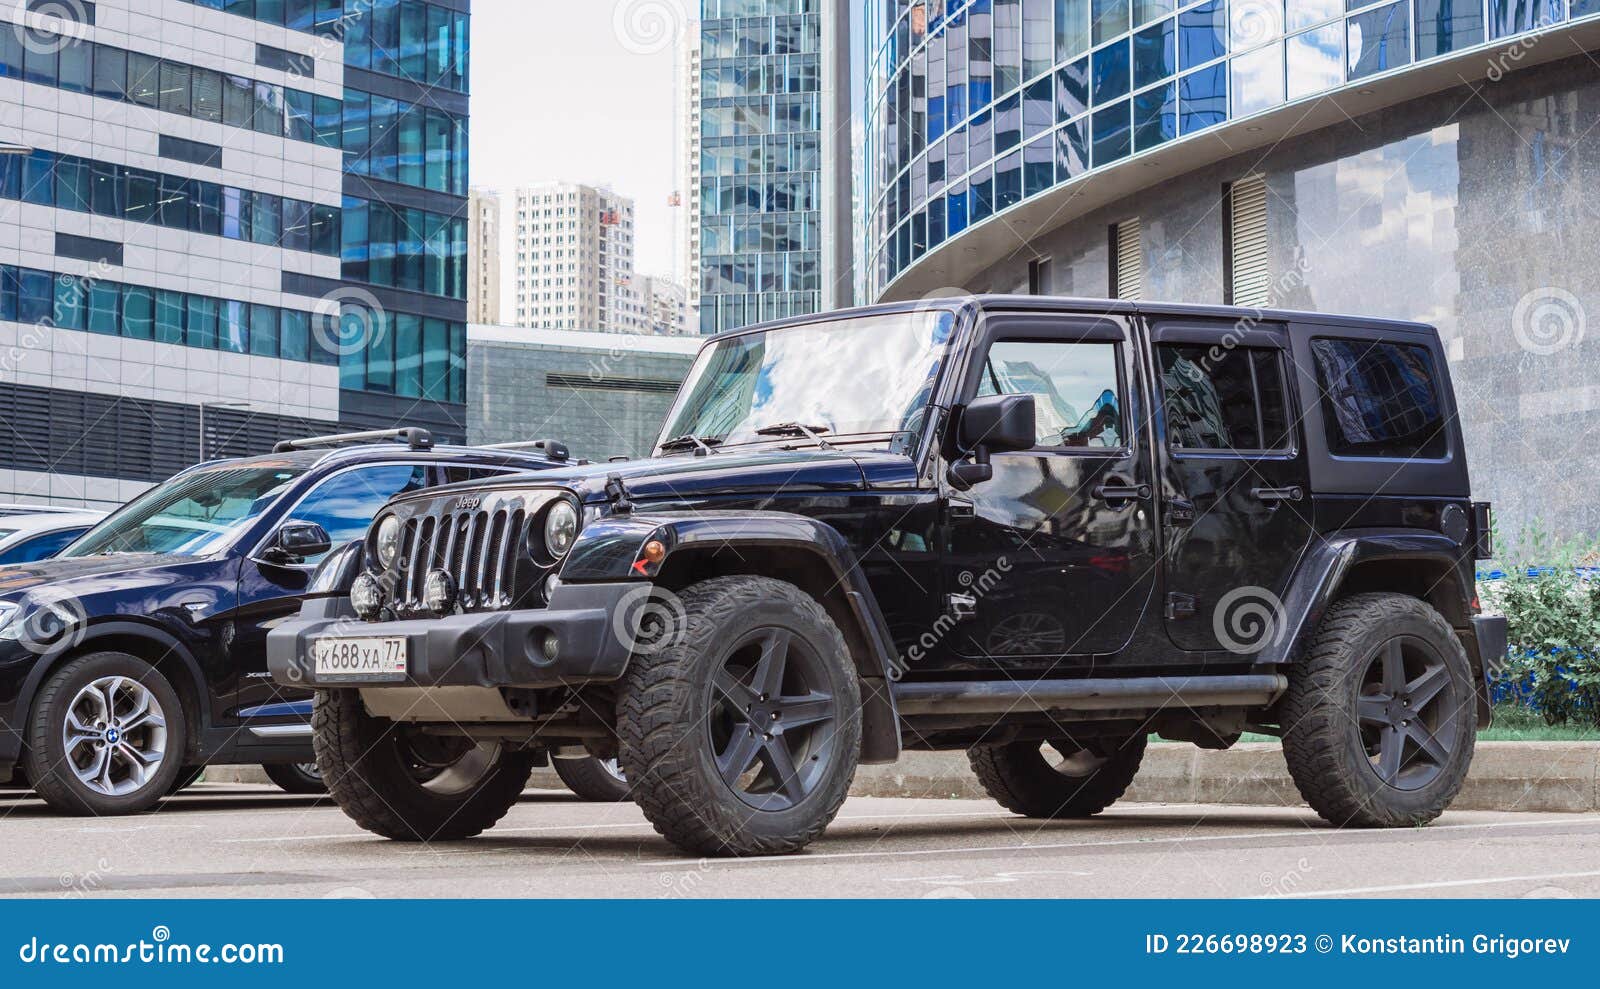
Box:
[267, 581, 638, 690]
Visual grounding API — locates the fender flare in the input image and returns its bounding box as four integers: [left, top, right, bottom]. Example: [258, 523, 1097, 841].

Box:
[13, 619, 212, 737]
[563, 509, 903, 763]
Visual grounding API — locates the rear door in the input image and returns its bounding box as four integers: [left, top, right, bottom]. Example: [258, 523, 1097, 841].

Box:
[1150, 320, 1314, 656]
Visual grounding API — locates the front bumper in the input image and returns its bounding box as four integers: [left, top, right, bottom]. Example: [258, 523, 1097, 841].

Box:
[267, 581, 638, 690]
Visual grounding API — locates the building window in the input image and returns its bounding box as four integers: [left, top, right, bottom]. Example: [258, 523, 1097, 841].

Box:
[1109, 218, 1141, 300]
[1027, 256, 1053, 295]
[1224, 174, 1269, 307]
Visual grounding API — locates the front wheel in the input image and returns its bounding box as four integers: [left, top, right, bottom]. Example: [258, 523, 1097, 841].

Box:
[552, 755, 631, 802]
[1281, 593, 1477, 828]
[313, 689, 533, 840]
[24, 652, 188, 816]
[262, 761, 327, 795]
[618, 577, 862, 857]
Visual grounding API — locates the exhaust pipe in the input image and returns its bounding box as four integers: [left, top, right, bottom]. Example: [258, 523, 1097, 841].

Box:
[892, 674, 1287, 716]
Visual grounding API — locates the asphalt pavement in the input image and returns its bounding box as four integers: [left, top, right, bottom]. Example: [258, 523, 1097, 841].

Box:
[3, 784, 1598, 898]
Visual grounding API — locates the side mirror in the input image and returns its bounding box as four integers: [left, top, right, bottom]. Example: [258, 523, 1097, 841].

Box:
[948, 395, 1037, 489]
[266, 520, 332, 564]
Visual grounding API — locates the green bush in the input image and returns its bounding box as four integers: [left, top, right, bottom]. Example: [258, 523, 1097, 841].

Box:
[1487, 526, 1600, 728]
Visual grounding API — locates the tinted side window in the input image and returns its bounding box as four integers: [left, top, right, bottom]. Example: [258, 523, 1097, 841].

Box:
[1158, 344, 1290, 451]
[1310, 339, 1447, 459]
[284, 464, 428, 565]
[0, 528, 87, 565]
[440, 465, 528, 484]
[976, 340, 1123, 448]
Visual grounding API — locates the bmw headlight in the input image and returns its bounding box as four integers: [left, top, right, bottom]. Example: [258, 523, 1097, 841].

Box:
[375, 515, 403, 569]
[543, 501, 579, 559]
[0, 603, 18, 640]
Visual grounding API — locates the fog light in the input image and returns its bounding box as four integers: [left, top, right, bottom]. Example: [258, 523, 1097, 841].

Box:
[351, 573, 383, 618]
[424, 570, 456, 613]
[540, 632, 560, 663]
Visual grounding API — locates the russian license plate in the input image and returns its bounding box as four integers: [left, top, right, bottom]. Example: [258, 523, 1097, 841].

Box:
[311, 636, 407, 682]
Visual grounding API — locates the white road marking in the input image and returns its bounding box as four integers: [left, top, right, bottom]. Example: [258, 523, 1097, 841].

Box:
[631, 815, 1600, 868]
[1261, 869, 1600, 898]
[218, 808, 1008, 844]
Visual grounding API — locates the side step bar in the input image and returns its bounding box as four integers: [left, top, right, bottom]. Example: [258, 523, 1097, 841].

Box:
[892, 675, 1287, 716]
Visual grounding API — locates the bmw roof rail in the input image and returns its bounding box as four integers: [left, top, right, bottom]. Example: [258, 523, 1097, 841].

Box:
[273, 427, 434, 453]
[478, 439, 573, 462]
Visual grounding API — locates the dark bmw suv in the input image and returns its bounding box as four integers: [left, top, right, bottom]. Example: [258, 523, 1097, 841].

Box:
[0, 428, 568, 816]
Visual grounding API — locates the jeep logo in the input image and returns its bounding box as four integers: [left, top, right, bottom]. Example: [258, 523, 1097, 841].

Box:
[453, 494, 482, 512]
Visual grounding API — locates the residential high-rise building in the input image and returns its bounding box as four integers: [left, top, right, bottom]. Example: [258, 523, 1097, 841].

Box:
[512, 182, 640, 334]
[636, 274, 688, 336]
[0, 0, 472, 508]
[689, 0, 852, 335]
[467, 187, 501, 324]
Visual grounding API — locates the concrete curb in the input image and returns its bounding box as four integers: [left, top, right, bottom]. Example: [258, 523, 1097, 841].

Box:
[216, 742, 1600, 813]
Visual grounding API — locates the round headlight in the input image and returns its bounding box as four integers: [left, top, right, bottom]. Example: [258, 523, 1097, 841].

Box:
[424, 569, 456, 613]
[543, 501, 579, 558]
[375, 515, 403, 569]
[351, 573, 384, 618]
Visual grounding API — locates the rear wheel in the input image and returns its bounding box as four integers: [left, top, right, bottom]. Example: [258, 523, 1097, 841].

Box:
[552, 755, 631, 802]
[24, 652, 187, 816]
[618, 576, 861, 857]
[1282, 593, 1477, 828]
[262, 761, 327, 795]
[313, 688, 533, 841]
[968, 734, 1146, 818]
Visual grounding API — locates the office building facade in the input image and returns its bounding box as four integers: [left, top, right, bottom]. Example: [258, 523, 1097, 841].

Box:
[862, 0, 1600, 537]
[0, 0, 471, 508]
[690, 0, 852, 335]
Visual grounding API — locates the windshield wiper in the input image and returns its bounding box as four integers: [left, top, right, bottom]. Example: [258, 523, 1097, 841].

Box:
[753, 422, 835, 450]
[658, 433, 722, 455]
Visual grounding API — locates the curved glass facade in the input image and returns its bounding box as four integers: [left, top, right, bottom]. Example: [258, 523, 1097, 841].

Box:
[863, 0, 1596, 299]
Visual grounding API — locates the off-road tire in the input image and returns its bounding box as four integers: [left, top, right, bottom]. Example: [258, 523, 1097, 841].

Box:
[24, 652, 188, 816]
[618, 576, 862, 857]
[313, 688, 533, 841]
[1281, 593, 1477, 828]
[262, 762, 327, 795]
[968, 733, 1147, 818]
[552, 755, 631, 802]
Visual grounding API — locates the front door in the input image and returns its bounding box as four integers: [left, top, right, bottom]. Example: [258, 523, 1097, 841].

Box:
[226, 463, 431, 726]
[1151, 321, 1315, 655]
[938, 314, 1159, 673]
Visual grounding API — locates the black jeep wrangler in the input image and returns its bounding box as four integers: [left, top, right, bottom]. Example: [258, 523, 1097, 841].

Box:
[269, 297, 1507, 857]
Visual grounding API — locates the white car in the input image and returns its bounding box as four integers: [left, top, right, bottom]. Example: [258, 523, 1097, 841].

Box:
[0, 505, 108, 567]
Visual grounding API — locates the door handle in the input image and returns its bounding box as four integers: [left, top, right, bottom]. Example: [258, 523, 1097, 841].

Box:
[1252, 485, 1304, 503]
[1092, 482, 1151, 503]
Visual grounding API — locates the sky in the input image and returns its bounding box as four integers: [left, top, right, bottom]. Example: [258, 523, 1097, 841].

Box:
[468, 1, 688, 301]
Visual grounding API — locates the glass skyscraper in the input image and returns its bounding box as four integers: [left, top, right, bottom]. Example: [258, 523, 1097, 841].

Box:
[695, 0, 850, 335]
[179, 0, 473, 437]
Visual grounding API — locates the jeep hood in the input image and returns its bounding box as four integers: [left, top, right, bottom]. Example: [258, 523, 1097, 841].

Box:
[426, 448, 923, 504]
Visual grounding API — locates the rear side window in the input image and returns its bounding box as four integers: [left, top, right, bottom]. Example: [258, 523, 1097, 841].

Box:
[1310, 338, 1447, 460]
[1158, 345, 1291, 452]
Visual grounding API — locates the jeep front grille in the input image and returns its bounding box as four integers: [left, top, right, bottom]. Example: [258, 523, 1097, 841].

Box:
[395, 507, 525, 612]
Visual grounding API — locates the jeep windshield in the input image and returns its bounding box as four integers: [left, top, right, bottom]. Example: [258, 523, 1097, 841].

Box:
[657, 309, 954, 454]
[60, 462, 310, 559]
